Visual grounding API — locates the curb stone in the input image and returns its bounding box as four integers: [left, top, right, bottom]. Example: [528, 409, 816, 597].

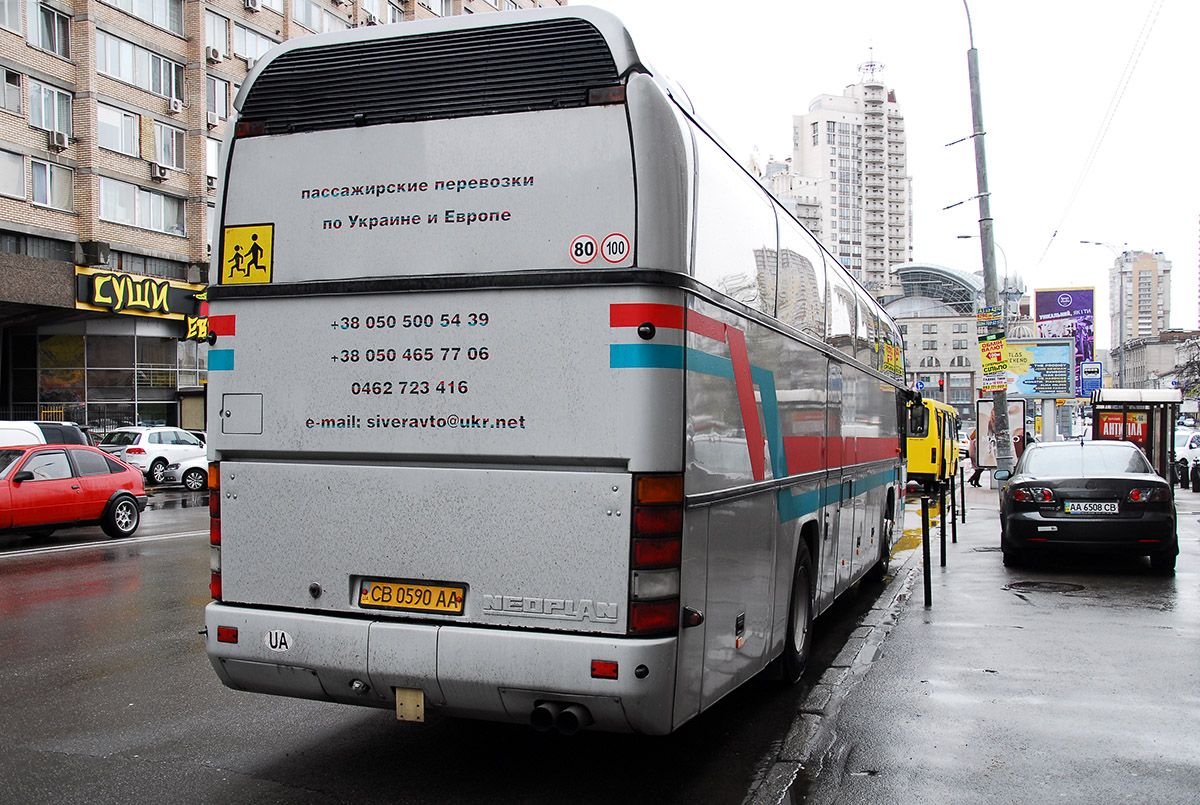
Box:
[743, 554, 922, 805]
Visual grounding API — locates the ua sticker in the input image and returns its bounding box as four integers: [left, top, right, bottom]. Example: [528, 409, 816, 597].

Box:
[221, 223, 274, 284]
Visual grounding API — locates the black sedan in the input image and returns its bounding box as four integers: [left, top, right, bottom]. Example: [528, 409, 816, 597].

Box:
[995, 440, 1177, 572]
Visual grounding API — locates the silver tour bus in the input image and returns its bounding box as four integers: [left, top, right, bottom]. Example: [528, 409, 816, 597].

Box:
[203, 6, 907, 735]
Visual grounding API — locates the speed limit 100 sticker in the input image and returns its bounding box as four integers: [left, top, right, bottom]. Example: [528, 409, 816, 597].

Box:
[600, 233, 629, 263]
[570, 233, 630, 265]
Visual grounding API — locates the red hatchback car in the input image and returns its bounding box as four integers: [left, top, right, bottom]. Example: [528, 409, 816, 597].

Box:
[0, 444, 147, 539]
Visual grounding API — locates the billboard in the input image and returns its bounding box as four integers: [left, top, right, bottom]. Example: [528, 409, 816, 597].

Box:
[1003, 338, 1076, 398]
[974, 398, 1028, 467]
[1035, 287, 1094, 396]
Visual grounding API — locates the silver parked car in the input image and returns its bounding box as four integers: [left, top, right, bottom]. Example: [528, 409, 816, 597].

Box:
[162, 454, 209, 492]
[97, 427, 206, 485]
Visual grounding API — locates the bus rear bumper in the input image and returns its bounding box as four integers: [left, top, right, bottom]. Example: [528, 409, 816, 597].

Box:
[205, 602, 679, 734]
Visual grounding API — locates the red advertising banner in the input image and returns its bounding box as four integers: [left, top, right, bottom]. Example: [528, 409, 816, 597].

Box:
[1096, 411, 1148, 447]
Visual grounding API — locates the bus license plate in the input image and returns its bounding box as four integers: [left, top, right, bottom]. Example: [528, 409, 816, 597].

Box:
[1064, 500, 1119, 515]
[358, 579, 466, 614]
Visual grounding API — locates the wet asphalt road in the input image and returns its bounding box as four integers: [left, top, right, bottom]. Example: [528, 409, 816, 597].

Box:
[0, 487, 883, 805]
[4, 481, 1197, 804]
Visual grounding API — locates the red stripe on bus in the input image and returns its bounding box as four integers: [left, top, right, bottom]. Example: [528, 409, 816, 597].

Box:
[725, 327, 766, 481]
[209, 315, 236, 336]
[609, 303, 685, 329]
[685, 311, 727, 342]
[784, 436, 825, 474]
[784, 436, 901, 476]
[856, 436, 903, 463]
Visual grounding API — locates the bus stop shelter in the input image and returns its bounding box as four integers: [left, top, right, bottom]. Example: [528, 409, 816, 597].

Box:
[1090, 388, 1182, 479]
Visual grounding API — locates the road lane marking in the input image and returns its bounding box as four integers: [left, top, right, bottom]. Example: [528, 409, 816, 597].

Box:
[0, 530, 207, 560]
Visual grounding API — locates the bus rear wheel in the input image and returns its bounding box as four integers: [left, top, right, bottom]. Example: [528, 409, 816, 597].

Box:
[781, 543, 814, 684]
[864, 503, 894, 584]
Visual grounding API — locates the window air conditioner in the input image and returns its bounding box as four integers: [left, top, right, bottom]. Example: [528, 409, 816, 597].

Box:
[205, 46, 222, 64]
[364, 11, 378, 25]
[48, 130, 68, 151]
[169, 98, 183, 114]
[207, 112, 219, 129]
[244, 57, 257, 71]
[151, 163, 169, 181]
[243, 0, 260, 11]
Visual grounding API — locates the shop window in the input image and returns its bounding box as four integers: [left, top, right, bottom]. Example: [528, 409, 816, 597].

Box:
[39, 369, 85, 403]
[86, 335, 135, 368]
[87, 369, 135, 401]
[39, 333, 84, 368]
[137, 336, 176, 367]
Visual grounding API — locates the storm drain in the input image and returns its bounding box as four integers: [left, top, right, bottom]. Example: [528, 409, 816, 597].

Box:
[974, 546, 1002, 552]
[1004, 581, 1086, 593]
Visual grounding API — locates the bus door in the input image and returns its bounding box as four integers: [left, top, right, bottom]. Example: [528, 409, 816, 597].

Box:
[934, 410, 946, 480]
[818, 364, 843, 600]
[833, 474, 857, 594]
[698, 489, 775, 710]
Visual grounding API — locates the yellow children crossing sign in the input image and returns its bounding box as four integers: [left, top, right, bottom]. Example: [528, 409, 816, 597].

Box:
[221, 223, 274, 284]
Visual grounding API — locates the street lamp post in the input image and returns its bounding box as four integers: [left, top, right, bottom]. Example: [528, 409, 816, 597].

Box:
[1081, 240, 1127, 387]
[962, 0, 1014, 472]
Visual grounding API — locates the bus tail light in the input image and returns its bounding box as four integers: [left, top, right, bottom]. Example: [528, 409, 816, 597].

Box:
[628, 474, 683, 635]
[209, 461, 222, 598]
[630, 600, 679, 633]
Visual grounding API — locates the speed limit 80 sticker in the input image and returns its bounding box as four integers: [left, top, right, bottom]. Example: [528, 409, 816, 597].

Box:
[570, 233, 630, 265]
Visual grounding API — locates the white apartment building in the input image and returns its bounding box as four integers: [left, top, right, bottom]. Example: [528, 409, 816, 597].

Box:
[790, 60, 911, 297]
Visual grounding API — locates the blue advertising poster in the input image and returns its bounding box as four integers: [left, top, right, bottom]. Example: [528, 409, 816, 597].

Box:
[1035, 287, 1094, 394]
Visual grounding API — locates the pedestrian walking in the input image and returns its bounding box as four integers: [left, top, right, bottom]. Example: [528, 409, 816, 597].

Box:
[968, 428, 983, 487]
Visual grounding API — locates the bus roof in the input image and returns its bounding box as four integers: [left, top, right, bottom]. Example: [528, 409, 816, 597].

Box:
[236, 6, 649, 115]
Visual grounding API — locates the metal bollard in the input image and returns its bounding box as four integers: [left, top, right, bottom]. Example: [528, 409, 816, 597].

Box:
[960, 466, 967, 523]
[939, 485, 947, 567]
[922, 495, 932, 607]
[950, 476, 958, 544]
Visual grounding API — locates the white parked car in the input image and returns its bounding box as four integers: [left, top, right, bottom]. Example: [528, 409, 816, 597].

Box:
[97, 426, 206, 485]
[162, 454, 209, 491]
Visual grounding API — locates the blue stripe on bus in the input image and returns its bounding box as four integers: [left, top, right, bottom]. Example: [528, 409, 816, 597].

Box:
[209, 349, 235, 371]
[777, 467, 899, 524]
[609, 343, 685, 369]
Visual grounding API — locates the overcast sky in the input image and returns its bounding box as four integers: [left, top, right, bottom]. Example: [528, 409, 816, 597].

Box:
[583, 0, 1194, 349]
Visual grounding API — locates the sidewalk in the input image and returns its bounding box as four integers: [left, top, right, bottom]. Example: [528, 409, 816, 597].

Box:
[748, 479, 1200, 804]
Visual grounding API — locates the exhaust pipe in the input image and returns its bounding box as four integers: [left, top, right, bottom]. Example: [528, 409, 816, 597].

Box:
[530, 701, 564, 732]
[555, 703, 593, 736]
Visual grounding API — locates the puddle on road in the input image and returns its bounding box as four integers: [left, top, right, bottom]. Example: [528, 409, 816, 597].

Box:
[145, 492, 209, 511]
[1004, 581, 1086, 593]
